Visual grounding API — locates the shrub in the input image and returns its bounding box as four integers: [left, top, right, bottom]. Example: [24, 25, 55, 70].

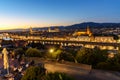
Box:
[14, 48, 25, 56]
[21, 66, 74, 80]
[76, 47, 108, 66]
[21, 66, 46, 80]
[96, 62, 111, 70]
[96, 62, 120, 71]
[44, 72, 75, 80]
[58, 52, 75, 62]
[76, 47, 94, 64]
[25, 48, 41, 57]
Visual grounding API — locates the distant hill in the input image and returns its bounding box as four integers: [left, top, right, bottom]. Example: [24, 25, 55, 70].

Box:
[0, 22, 120, 32]
[0, 28, 27, 32]
[65, 22, 120, 29]
[33, 22, 120, 31]
[0, 29, 22, 32]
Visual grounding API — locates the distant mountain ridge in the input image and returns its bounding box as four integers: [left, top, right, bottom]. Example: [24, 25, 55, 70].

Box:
[0, 28, 27, 32]
[0, 22, 120, 32]
[65, 22, 120, 29]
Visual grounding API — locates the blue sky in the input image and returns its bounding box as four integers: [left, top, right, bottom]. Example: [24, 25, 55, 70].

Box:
[0, 0, 120, 29]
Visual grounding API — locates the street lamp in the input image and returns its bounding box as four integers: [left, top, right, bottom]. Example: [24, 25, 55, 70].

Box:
[49, 48, 54, 53]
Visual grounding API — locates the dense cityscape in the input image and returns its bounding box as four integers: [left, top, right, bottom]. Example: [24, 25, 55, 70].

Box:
[0, 0, 120, 80]
[0, 23, 120, 80]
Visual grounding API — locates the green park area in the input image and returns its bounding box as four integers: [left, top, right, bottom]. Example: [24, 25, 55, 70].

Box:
[0, 42, 120, 80]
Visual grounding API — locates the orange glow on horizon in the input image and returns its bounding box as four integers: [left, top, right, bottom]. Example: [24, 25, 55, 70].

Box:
[0, 22, 74, 30]
[0, 16, 80, 30]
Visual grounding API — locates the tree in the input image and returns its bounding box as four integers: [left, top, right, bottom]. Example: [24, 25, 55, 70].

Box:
[25, 48, 41, 57]
[96, 62, 111, 70]
[66, 49, 78, 63]
[14, 48, 25, 62]
[107, 54, 120, 65]
[21, 66, 46, 80]
[14, 48, 25, 56]
[76, 47, 93, 64]
[21, 66, 74, 80]
[76, 47, 108, 66]
[96, 53, 120, 71]
[92, 48, 108, 66]
[58, 51, 75, 62]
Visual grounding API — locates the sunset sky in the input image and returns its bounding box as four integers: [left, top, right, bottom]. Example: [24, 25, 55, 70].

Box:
[0, 0, 120, 30]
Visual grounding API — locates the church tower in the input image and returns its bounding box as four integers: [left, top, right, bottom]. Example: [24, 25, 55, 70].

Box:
[30, 27, 33, 34]
[86, 26, 92, 36]
[48, 27, 51, 32]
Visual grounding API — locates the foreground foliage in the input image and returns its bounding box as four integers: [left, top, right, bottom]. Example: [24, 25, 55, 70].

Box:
[21, 66, 46, 80]
[44, 72, 75, 80]
[21, 66, 74, 80]
[25, 48, 42, 57]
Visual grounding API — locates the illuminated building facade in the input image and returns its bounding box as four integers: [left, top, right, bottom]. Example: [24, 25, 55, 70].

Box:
[48, 27, 60, 32]
[73, 26, 92, 36]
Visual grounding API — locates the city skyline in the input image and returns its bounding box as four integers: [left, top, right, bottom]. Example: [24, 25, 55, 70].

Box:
[0, 0, 120, 30]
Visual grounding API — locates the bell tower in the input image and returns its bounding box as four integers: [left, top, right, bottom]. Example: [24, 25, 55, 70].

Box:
[86, 26, 92, 36]
[30, 27, 33, 34]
